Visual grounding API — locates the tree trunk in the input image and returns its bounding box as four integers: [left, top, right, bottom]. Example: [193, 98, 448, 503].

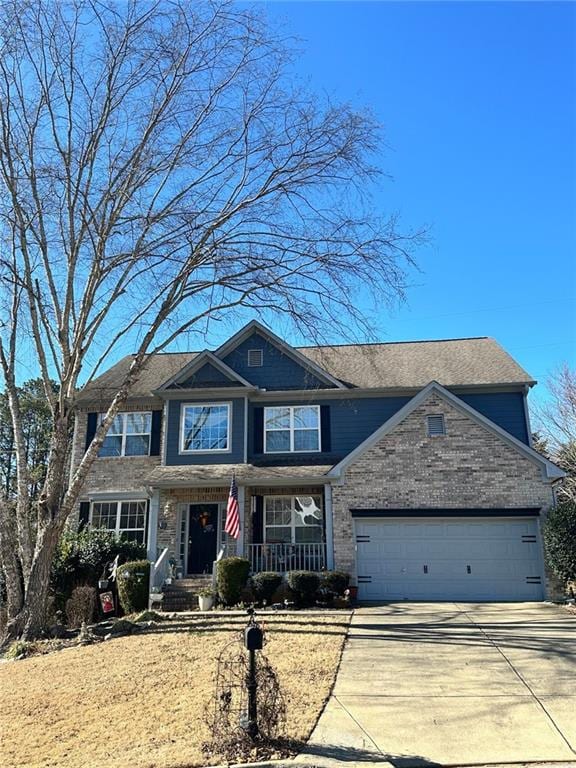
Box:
[0, 501, 24, 619]
[0, 518, 62, 647]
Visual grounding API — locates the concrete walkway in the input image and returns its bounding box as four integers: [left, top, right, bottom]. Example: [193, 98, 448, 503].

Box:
[297, 603, 576, 767]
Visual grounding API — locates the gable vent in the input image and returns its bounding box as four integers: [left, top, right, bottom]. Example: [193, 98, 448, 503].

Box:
[427, 414, 446, 437]
[247, 349, 263, 367]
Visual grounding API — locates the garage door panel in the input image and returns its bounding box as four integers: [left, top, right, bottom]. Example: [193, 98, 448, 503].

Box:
[355, 517, 543, 601]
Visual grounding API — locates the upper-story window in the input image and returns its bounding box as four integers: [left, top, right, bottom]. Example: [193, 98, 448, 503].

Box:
[180, 403, 231, 453]
[99, 412, 152, 457]
[264, 405, 321, 453]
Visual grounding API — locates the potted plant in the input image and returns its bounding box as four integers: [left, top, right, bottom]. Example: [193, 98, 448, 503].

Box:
[198, 588, 215, 611]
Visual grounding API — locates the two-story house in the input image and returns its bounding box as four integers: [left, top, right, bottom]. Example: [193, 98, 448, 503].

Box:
[71, 320, 564, 602]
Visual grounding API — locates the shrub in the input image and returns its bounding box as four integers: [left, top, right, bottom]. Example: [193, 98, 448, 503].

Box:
[216, 557, 250, 606]
[251, 572, 283, 604]
[65, 585, 97, 627]
[321, 571, 350, 597]
[544, 501, 576, 585]
[4, 640, 32, 660]
[270, 580, 296, 605]
[51, 528, 146, 612]
[116, 560, 150, 614]
[286, 570, 320, 605]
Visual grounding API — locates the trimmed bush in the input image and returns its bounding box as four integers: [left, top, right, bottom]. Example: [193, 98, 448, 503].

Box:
[65, 585, 97, 627]
[270, 580, 296, 605]
[216, 557, 250, 606]
[321, 571, 350, 597]
[116, 560, 150, 614]
[544, 501, 576, 585]
[286, 570, 320, 605]
[51, 528, 146, 612]
[251, 572, 282, 604]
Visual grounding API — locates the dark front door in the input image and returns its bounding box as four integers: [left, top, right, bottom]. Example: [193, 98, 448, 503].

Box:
[188, 503, 219, 575]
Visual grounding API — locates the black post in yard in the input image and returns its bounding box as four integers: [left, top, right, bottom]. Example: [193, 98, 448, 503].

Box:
[243, 607, 263, 741]
[246, 647, 258, 740]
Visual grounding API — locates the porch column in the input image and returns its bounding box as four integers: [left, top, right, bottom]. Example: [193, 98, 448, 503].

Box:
[237, 485, 245, 556]
[147, 489, 160, 562]
[324, 483, 335, 569]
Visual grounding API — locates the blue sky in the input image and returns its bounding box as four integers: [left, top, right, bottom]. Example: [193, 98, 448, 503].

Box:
[251, 0, 575, 409]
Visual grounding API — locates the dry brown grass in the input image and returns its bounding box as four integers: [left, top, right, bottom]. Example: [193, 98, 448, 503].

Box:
[0, 613, 349, 768]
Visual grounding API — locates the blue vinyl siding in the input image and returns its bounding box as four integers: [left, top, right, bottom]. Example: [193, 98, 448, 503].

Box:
[222, 331, 334, 390]
[173, 362, 238, 389]
[165, 398, 245, 464]
[248, 397, 412, 464]
[458, 392, 528, 444]
[163, 390, 529, 466]
[247, 390, 529, 465]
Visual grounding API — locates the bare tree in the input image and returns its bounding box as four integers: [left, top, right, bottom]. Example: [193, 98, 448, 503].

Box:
[535, 364, 576, 503]
[0, 0, 421, 644]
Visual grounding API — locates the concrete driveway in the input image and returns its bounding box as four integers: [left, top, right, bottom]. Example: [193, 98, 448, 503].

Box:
[298, 603, 576, 766]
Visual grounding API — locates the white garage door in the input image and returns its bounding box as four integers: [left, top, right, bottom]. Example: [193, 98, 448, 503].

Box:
[355, 517, 544, 601]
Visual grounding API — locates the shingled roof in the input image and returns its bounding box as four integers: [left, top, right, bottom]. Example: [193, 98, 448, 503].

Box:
[77, 336, 534, 403]
[300, 337, 534, 389]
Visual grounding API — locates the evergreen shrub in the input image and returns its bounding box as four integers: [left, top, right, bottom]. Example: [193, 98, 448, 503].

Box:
[286, 570, 320, 605]
[51, 528, 146, 611]
[321, 571, 350, 597]
[544, 501, 576, 585]
[216, 557, 250, 605]
[116, 560, 150, 614]
[251, 572, 282, 604]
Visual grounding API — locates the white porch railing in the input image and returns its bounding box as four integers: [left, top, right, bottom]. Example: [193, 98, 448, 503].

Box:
[150, 547, 170, 593]
[247, 543, 326, 573]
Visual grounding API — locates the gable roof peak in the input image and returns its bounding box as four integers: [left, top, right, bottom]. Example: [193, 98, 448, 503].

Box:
[328, 379, 564, 482]
[214, 320, 347, 389]
[155, 349, 256, 391]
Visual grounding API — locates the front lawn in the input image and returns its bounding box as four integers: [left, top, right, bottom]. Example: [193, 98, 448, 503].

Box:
[0, 612, 349, 768]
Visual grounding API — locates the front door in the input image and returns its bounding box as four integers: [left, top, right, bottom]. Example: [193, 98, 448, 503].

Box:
[188, 503, 219, 574]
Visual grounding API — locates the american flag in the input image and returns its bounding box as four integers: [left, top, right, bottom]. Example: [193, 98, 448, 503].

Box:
[224, 473, 240, 539]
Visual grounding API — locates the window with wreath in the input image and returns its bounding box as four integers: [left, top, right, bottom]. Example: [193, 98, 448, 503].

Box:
[264, 405, 320, 453]
[99, 412, 152, 457]
[264, 496, 323, 543]
[180, 403, 230, 452]
[90, 500, 148, 544]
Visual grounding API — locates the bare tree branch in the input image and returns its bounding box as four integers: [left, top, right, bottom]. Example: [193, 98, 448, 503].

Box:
[0, 0, 423, 643]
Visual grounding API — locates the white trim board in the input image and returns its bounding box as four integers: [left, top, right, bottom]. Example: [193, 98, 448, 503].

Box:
[327, 380, 565, 482]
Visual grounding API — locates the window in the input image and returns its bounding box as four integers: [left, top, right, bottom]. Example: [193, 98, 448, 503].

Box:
[427, 414, 446, 436]
[181, 403, 230, 452]
[247, 349, 263, 367]
[264, 405, 320, 453]
[99, 412, 151, 457]
[264, 496, 323, 543]
[91, 500, 147, 544]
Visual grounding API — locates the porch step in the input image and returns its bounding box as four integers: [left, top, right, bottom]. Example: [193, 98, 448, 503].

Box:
[161, 575, 213, 612]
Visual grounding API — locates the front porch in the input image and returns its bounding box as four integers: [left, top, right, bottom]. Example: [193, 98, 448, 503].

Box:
[147, 478, 334, 578]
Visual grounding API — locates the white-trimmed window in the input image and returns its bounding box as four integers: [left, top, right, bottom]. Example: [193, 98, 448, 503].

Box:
[264, 405, 321, 453]
[264, 495, 323, 543]
[99, 412, 152, 457]
[90, 500, 148, 544]
[180, 403, 230, 452]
